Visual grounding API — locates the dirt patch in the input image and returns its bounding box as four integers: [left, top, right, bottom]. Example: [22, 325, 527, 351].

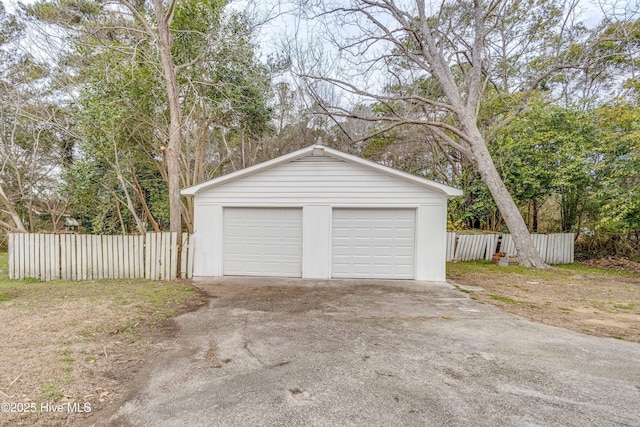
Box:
[447, 261, 640, 343]
[0, 279, 207, 427]
[581, 257, 640, 273]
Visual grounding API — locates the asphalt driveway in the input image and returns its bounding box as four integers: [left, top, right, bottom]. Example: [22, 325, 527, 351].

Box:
[109, 278, 640, 426]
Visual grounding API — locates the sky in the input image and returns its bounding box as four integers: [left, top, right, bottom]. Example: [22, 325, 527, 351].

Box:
[246, 0, 636, 59]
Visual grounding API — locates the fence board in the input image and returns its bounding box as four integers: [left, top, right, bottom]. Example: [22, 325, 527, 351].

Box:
[60, 235, 68, 280]
[180, 234, 188, 278]
[81, 234, 89, 280]
[12, 233, 20, 279]
[532, 234, 548, 262]
[130, 236, 136, 278]
[85, 234, 92, 280]
[14, 234, 20, 279]
[115, 235, 122, 278]
[8, 233, 14, 279]
[130, 235, 136, 278]
[35, 234, 42, 280]
[146, 233, 152, 280]
[154, 232, 161, 280]
[23, 234, 28, 279]
[170, 232, 178, 280]
[446, 232, 456, 261]
[40, 234, 47, 281]
[165, 233, 171, 280]
[128, 235, 135, 278]
[44, 235, 52, 281]
[48, 234, 56, 280]
[37, 234, 43, 280]
[26, 234, 33, 279]
[73, 234, 79, 280]
[27, 234, 34, 279]
[31, 234, 37, 279]
[16, 233, 22, 279]
[569, 234, 575, 263]
[153, 233, 164, 280]
[165, 232, 171, 280]
[121, 236, 129, 279]
[53, 235, 60, 280]
[110, 236, 116, 279]
[136, 235, 143, 278]
[455, 234, 491, 261]
[148, 233, 157, 280]
[121, 235, 128, 278]
[453, 234, 465, 260]
[181, 234, 195, 279]
[10, 234, 17, 279]
[20, 233, 27, 279]
[160, 233, 167, 280]
[119, 236, 125, 279]
[106, 236, 114, 279]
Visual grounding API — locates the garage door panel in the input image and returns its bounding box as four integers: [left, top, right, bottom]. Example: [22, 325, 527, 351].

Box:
[223, 208, 302, 277]
[332, 209, 415, 279]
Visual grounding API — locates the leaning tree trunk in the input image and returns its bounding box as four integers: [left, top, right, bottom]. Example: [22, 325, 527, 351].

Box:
[467, 129, 547, 268]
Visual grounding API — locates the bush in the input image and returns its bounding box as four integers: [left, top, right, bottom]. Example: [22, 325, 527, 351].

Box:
[575, 232, 640, 261]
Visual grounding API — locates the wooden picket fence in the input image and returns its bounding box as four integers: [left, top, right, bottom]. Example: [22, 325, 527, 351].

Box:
[446, 232, 574, 264]
[8, 233, 194, 281]
[7, 231, 574, 282]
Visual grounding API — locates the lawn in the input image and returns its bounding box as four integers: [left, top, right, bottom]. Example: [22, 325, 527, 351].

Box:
[0, 253, 207, 427]
[447, 260, 640, 343]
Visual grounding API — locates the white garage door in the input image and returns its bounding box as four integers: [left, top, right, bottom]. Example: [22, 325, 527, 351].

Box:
[332, 209, 415, 279]
[223, 208, 302, 277]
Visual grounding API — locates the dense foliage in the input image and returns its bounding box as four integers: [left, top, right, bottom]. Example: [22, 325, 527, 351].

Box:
[0, 1, 638, 259]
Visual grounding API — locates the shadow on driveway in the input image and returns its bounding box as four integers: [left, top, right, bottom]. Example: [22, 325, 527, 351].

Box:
[108, 278, 640, 426]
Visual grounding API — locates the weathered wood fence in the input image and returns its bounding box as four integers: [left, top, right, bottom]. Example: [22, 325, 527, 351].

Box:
[447, 232, 574, 264]
[8, 233, 194, 281]
[8, 231, 574, 282]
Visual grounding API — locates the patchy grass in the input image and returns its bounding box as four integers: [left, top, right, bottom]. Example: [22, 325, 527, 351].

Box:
[489, 294, 537, 308]
[0, 253, 207, 426]
[448, 261, 640, 343]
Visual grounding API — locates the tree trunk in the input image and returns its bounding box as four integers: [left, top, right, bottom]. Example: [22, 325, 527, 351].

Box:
[130, 164, 160, 232]
[153, 0, 182, 274]
[468, 134, 547, 267]
[0, 183, 27, 233]
[154, 1, 181, 232]
[115, 171, 145, 234]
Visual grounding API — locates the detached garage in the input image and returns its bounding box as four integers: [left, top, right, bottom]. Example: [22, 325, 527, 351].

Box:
[181, 144, 462, 281]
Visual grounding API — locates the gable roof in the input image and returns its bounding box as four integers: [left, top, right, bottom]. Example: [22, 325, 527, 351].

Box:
[181, 144, 463, 197]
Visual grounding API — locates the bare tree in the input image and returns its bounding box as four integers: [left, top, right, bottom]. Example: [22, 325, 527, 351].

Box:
[294, 0, 587, 267]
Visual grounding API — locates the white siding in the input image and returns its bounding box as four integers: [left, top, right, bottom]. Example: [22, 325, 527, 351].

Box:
[415, 205, 447, 281]
[195, 156, 444, 206]
[302, 205, 332, 279]
[193, 204, 222, 276]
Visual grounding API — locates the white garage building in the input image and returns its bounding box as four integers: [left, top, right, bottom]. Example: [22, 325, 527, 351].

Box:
[181, 144, 462, 281]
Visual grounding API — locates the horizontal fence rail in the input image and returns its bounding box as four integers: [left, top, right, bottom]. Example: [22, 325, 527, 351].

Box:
[8, 233, 194, 281]
[446, 232, 574, 264]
